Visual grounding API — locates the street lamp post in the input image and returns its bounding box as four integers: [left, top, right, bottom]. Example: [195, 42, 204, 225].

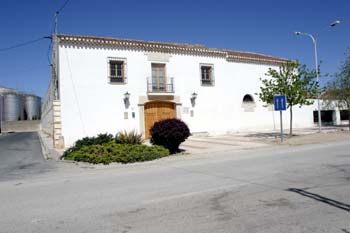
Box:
[294, 20, 340, 133]
[0, 94, 2, 134]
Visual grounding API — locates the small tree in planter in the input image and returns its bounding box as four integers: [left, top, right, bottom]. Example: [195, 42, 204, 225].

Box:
[150, 118, 190, 154]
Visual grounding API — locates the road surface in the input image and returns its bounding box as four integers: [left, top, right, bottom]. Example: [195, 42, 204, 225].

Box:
[0, 134, 349, 232]
[0, 132, 56, 181]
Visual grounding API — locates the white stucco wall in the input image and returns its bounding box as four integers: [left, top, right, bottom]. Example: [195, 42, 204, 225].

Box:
[58, 44, 319, 147]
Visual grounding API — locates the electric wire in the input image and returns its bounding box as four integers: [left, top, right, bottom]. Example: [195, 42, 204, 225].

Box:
[46, 40, 52, 65]
[0, 0, 72, 53]
[0, 37, 46, 52]
[57, 0, 71, 14]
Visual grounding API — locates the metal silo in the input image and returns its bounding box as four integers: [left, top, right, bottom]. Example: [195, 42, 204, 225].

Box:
[24, 95, 41, 120]
[3, 93, 21, 121]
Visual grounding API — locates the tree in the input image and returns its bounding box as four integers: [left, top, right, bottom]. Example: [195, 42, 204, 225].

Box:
[323, 49, 350, 131]
[258, 61, 318, 136]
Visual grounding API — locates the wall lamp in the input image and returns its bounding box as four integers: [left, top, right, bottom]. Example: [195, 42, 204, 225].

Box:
[124, 91, 130, 109]
[191, 92, 197, 107]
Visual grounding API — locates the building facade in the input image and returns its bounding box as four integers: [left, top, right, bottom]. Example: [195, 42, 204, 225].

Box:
[42, 34, 330, 148]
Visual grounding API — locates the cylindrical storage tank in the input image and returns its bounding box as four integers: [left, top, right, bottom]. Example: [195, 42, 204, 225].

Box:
[24, 95, 41, 120]
[3, 93, 21, 121]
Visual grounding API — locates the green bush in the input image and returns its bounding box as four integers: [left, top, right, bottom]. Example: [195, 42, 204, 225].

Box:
[63, 141, 169, 164]
[150, 118, 190, 154]
[115, 130, 144, 144]
[62, 133, 114, 158]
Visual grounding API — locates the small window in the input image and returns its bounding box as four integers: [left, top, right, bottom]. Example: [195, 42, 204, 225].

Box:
[108, 58, 127, 83]
[242, 94, 256, 112]
[243, 94, 254, 103]
[200, 64, 214, 86]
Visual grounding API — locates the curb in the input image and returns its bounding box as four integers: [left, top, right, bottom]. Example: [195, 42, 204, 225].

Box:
[37, 132, 49, 160]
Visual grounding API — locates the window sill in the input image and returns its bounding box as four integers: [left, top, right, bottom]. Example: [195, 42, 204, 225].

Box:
[201, 81, 214, 86]
[109, 77, 127, 84]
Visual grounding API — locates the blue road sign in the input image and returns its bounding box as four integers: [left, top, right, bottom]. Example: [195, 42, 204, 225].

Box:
[274, 95, 287, 111]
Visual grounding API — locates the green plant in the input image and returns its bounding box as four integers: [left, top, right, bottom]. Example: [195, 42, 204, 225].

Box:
[115, 130, 144, 144]
[62, 133, 114, 158]
[63, 141, 169, 164]
[150, 118, 190, 154]
[323, 50, 350, 131]
[258, 61, 318, 136]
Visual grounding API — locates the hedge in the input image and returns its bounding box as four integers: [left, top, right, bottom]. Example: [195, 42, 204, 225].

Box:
[62, 141, 170, 164]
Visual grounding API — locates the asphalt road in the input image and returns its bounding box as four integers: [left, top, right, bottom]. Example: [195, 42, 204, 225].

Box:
[0, 132, 56, 181]
[0, 137, 349, 233]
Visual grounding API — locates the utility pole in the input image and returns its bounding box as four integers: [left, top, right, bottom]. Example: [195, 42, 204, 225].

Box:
[0, 95, 2, 134]
[52, 11, 59, 100]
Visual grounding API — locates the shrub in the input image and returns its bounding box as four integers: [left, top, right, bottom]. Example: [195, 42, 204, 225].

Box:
[115, 130, 144, 145]
[62, 133, 114, 158]
[63, 141, 169, 164]
[150, 118, 190, 154]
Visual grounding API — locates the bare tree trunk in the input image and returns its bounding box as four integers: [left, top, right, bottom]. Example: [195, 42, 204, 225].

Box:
[290, 106, 293, 137]
[348, 105, 350, 131]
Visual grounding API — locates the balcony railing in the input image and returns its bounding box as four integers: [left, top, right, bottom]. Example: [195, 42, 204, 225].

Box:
[147, 77, 174, 93]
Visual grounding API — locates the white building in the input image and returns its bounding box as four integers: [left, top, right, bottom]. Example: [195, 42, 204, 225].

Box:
[42, 34, 341, 149]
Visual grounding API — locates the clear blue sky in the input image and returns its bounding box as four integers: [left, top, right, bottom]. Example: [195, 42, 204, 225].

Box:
[0, 0, 349, 97]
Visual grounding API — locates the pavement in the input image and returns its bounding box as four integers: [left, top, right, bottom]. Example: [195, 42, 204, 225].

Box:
[0, 133, 349, 232]
[180, 126, 349, 155]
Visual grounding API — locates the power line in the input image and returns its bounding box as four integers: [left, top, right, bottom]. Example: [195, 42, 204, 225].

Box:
[0, 37, 48, 52]
[57, 0, 71, 14]
[54, 0, 72, 34]
[46, 40, 52, 65]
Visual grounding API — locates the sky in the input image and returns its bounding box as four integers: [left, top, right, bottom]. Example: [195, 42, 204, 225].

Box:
[0, 0, 349, 98]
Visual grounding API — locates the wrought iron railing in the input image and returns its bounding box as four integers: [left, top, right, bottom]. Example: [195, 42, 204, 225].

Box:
[147, 77, 174, 93]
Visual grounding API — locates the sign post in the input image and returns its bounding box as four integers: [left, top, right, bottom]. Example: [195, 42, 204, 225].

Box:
[274, 95, 287, 142]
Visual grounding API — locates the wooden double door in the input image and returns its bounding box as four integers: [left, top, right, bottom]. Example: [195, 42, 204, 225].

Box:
[144, 102, 176, 139]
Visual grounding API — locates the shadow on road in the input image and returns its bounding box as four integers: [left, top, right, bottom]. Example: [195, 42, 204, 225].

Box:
[287, 188, 350, 212]
[243, 132, 297, 138]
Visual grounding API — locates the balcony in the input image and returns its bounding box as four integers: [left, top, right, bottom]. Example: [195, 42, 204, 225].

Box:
[147, 77, 174, 95]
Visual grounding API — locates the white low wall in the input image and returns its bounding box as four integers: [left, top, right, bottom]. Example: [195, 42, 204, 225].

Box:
[2, 120, 41, 132]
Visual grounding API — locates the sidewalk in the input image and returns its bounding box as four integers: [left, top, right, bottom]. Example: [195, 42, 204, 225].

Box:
[181, 126, 349, 154]
[38, 126, 349, 160]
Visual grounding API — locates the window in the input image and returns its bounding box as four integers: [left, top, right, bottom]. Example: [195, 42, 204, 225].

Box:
[242, 94, 256, 112]
[340, 110, 349, 121]
[108, 58, 127, 83]
[151, 63, 166, 91]
[313, 110, 334, 124]
[243, 94, 254, 103]
[200, 64, 214, 86]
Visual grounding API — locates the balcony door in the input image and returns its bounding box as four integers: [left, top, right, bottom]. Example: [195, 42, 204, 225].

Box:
[151, 63, 166, 91]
